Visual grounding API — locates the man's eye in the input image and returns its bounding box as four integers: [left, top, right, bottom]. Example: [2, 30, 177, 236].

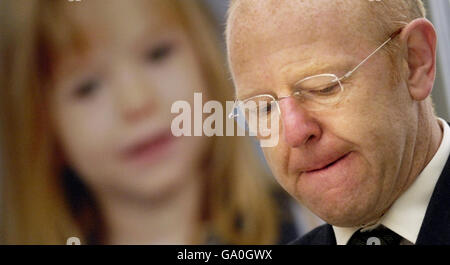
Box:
[73, 78, 100, 99]
[146, 42, 174, 63]
[314, 83, 340, 96]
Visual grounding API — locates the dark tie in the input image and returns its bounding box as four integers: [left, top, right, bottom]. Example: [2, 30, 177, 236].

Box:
[347, 225, 403, 245]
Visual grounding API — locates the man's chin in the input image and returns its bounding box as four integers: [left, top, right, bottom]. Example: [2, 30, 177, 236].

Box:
[305, 201, 377, 227]
[321, 215, 368, 228]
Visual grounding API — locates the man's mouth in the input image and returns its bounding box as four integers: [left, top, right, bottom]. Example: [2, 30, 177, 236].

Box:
[304, 152, 351, 174]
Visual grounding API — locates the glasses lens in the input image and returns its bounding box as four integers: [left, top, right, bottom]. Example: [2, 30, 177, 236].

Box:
[294, 74, 344, 107]
[233, 96, 280, 138]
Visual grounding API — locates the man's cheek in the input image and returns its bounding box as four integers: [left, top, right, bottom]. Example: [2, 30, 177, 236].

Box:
[263, 146, 292, 188]
[263, 144, 285, 167]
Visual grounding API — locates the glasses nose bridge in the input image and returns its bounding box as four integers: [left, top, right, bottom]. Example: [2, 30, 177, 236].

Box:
[276, 90, 302, 115]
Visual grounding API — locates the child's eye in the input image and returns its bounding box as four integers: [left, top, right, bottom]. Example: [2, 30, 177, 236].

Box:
[145, 42, 175, 63]
[73, 78, 100, 99]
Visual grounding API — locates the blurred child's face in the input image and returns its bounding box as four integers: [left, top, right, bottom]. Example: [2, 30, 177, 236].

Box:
[49, 1, 209, 201]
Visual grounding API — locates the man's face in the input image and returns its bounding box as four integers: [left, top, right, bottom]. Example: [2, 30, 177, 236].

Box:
[227, 0, 418, 226]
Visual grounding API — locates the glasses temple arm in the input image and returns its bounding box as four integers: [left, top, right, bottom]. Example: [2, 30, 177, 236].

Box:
[342, 37, 393, 80]
[341, 28, 403, 80]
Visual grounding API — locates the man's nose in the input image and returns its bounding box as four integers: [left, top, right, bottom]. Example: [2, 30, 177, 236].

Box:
[278, 97, 322, 147]
[112, 66, 156, 122]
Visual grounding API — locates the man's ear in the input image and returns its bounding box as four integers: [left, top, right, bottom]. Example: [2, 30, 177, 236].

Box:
[401, 18, 437, 101]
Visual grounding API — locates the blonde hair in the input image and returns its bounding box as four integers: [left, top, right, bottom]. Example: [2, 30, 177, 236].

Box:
[0, 0, 279, 244]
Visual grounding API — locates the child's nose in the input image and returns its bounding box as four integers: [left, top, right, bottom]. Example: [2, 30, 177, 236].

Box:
[112, 64, 156, 122]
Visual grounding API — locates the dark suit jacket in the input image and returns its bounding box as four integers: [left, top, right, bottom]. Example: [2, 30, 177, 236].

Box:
[290, 122, 450, 245]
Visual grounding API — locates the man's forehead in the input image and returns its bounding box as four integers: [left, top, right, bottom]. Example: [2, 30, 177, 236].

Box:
[227, 0, 368, 70]
[228, 0, 366, 33]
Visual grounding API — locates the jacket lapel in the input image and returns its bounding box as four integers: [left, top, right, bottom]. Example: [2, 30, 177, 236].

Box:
[289, 224, 336, 245]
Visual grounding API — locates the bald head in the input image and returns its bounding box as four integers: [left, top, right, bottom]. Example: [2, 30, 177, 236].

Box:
[227, 0, 425, 48]
[226, 0, 376, 84]
[226, 0, 426, 88]
[227, 0, 425, 38]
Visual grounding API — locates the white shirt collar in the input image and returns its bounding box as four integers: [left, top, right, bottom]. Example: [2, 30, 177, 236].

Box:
[333, 118, 450, 245]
